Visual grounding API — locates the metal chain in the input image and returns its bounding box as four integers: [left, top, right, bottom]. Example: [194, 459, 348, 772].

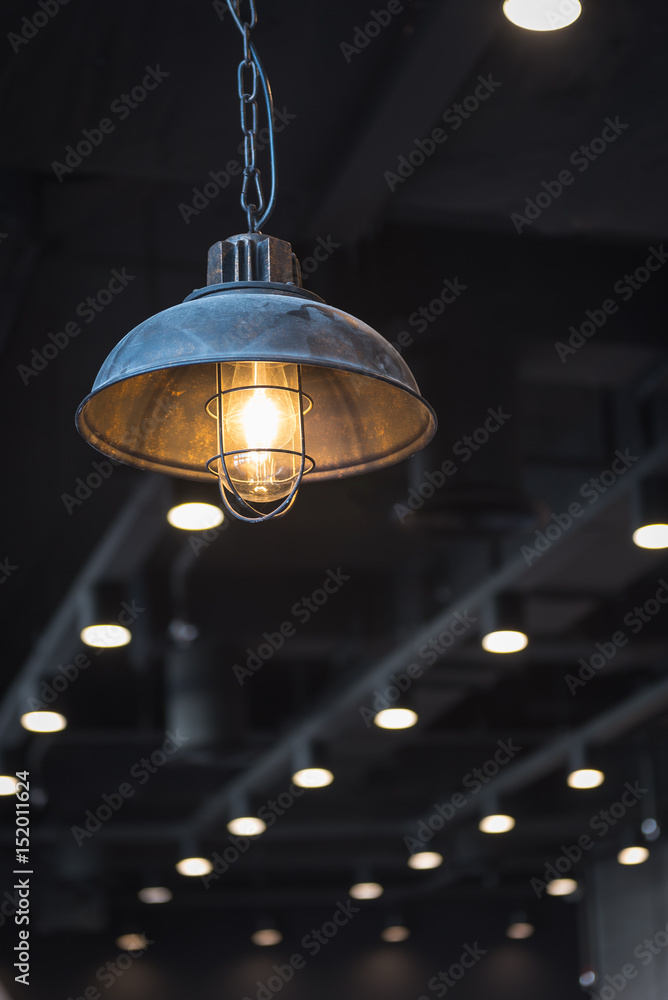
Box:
[226, 0, 277, 233]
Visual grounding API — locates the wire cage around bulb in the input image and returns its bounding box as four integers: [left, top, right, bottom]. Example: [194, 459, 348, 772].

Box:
[204, 361, 315, 521]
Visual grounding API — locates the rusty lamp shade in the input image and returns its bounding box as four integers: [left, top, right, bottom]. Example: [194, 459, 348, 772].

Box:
[76, 233, 436, 522]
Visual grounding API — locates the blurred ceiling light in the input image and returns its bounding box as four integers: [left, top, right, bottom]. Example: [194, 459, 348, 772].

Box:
[641, 818, 660, 841]
[167, 502, 224, 531]
[617, 846, 650, 866]
[633, 524, 668, 549]
[503, 0, 582, 31]
[408, 851, 443, 870]
[175, 856, 212, 877]
[579, 970, 597, 988]
[80, 623, 132, 648]
[138, 886, 172, 904]
[116, 933, 149, 952]
[292, 767, 334, 789]
[373, 707, 418, 730]
[382, 925, 410, 942]
[349, 882, 384, 900]
[481, 629, 528, 654]
[506, 921, 535, 939]
[0, 775, 18, 796]
[20, 711, 67, 733]
[227, 815, 267, 837]
[568, 768, 605, 789]
[252, 927, 283, 947]
[546, 878, 578, 896]
[479, 813, 516, 834]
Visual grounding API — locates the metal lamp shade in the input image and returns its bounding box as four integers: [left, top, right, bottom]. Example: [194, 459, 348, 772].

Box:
[76, 282, 437, 483]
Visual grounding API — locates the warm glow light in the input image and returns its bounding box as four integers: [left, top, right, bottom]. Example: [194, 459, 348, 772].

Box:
[0, 775, 18, 796]
[176, 856, 212, 877]
[481, 630, 528, 653]
[617, 846, 650, 866]
[292, 767, 334, 788]
[408, 851, 443, 870]
[349, 882, 384, 900]
[633, 524, 668, 549]
[167, 502, 224, 531]
[568, 768, 605, 789]
[138, 886, 172, 904]
[382, 925, 410, 942]
[503, 0, 582, 31]
[252, 928, 283, 946]
[479, 813, 516, 834]
[507, 922, 535, 939]
[219, 361, 303, 503]
[546, 878, 578, 896]
[374, 708, 418, 730]
[227, 815, 267, 837]
[21, 711, 67, 733]
[116, 933, 149, 952]
[80, 624, 131, 648]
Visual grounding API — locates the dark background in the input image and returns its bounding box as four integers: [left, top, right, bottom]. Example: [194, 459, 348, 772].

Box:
[0, 0, 667, 997]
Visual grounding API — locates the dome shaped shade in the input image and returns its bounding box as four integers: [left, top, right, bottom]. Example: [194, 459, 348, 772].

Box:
[76, 283, 436, 482]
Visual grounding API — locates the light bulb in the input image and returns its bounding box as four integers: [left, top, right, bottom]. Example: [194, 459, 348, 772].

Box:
[21, 711, 67, 733]
[373, 708, 418, 730]
[349, 882, 384, 900]
[167, 502, 224, 531]
[481, 630, 528, 653]
[218, 361, 304, 503]
[116, 933, 149, 952]
[479, 814, 516, 834]
[252, 928, 282, 946]
[382, 925, 410, 942]
[138, 886, 172, 904]
[292, 767, 334, 788]
[80, 624, 131, 648]
[503, 0, 582, 31]
[227, 815, 266, 837]
[507, 921, 534, 939]
[408, 851, 443, 870]
[617, 846, 649, 866]
[0, 775, 18, 796]
[546, 878, 578, 896]
[633, 524, 668, 549]
[176, 856, 212, 877]
[568, 768, 605, 789]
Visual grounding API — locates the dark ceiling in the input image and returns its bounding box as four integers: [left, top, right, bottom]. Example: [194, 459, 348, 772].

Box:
[0, 0, 667, 998]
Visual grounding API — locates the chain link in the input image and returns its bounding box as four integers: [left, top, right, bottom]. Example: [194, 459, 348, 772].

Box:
[227, 0, 269, 232]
